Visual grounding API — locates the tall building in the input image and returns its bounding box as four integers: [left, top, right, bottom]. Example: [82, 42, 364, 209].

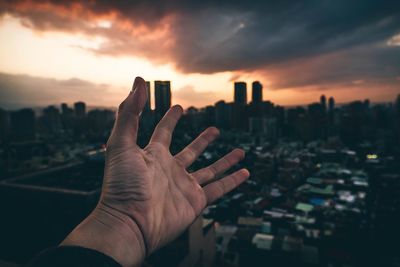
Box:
[395, 94, 400, 128]
[145, 81, 151, 111]
[74, 102, 86, 118]
[328, 97, 335, 112]
[0, 108, 9, 142]
[320, 95, 327, 110]
[60, 103, 74, 134]
[41, 106, 62, 136]
[10, 108, 36, 142]
[364, 99, 370, 109]
[234, 82, 247, 105]
[252, 81, 263, 103]
[307, 103, 325, 140]
[61, 103, 73, 116]
[73, 102, 86, 137]
[327, 96, 336, 136]
[215, 101, 229, 129]
[155, 81, 171, 117]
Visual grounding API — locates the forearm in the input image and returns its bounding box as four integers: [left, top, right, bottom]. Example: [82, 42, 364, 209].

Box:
[61, 203, 146, 267]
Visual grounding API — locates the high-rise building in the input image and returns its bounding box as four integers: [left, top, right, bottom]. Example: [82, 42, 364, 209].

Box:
[74, 102, 86, 118]
[233, 82, 248, 130]
[252, 81, 263, 103]
[74, 102, 86, 137]
[42, 105, 62, 136]
[395, 94, 400, 126]
[155, 81, 171, 117]
[364, 99, 370, 109]
[60, 103, 74, 134]
[10, 108, 36, 142]
[320, 95, 327, 110]
[327, 96, 336, 135]
[0, 108, 9, 142]
[307, 103, 325, 140]
[328, 97, 335, 112]
[215, 100, 229, 129]
[234, 82, 247, 105]
[145, 81, 151, 111]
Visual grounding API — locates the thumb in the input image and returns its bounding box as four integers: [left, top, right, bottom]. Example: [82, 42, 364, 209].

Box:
[112, 76, 148, 143]
[130, 76, 148, 116]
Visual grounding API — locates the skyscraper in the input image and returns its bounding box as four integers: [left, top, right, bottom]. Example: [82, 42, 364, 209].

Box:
[233, 82, 248, 130]
[320, 95, 327, 110]
[155, 80, 171, 117]
[215, 100, 229, 129]
[61, 103, 68, 115]
[74, 102, 86, 137]
[10, 108, 36, 141]
[252, 81, 263, 103]
[42, 105, 62, 136]
[74, 102, 86, 118]
[145, 81, 151, 111]
[328, 96, 336, 134]
[328, 97, 335, 112]
[0, 108, 9, 142]
[234, 82, 247, 105]
[60, 103, 74, 133]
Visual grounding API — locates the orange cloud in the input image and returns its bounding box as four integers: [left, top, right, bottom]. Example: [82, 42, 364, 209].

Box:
[0, 0, 177, 64]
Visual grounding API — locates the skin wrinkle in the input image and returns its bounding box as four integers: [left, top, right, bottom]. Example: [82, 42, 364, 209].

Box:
[193, 149, 244, 185]
[205, 169, 246, 203]
[169, 165, 196, 216]
[104, 154, 150, 201]
[97, 201, 148, 257]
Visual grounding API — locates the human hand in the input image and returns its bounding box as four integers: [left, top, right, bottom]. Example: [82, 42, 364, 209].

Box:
[61, 77, 249, 267]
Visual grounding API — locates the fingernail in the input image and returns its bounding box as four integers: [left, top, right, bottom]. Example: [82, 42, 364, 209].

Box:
[175, 105, 183, 113]
[131, 76, 145, 94]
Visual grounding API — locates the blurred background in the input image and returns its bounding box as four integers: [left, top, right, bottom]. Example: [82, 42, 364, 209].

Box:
[0, 1, 399, 266]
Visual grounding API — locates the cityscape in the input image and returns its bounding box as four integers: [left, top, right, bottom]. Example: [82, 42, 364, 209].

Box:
[0, 80, 399, 267]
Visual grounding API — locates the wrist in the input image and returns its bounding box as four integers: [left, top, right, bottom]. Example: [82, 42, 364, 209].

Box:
[61, 203, 146, 267]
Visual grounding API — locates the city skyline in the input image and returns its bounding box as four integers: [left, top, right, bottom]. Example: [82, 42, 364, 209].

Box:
[0, 1, 400, 109]
[1, 77, 399, 112]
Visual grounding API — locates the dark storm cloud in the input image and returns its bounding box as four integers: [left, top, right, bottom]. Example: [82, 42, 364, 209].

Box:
[1, 0, 400, 89]
[257, 43, 400, 90]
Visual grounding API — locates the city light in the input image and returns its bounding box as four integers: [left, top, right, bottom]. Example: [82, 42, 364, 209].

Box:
[366, 154, 378, 160]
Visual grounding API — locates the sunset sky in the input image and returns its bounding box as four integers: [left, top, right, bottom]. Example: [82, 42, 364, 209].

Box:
[0, 0, 399, 109]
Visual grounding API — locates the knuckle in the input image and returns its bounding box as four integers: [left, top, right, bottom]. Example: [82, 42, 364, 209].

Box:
[186, 148, 196, 161]
[209, 165, 218, 178]
[207, 126, 220, 136]
[174, 157, 186, 169]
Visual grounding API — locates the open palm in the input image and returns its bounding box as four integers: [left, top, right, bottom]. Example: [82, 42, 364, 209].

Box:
[101, 77, 248, 254]
[68, 77, 249, 266]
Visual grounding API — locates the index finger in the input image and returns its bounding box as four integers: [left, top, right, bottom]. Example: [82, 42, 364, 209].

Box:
[149, 105, 183, 147]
